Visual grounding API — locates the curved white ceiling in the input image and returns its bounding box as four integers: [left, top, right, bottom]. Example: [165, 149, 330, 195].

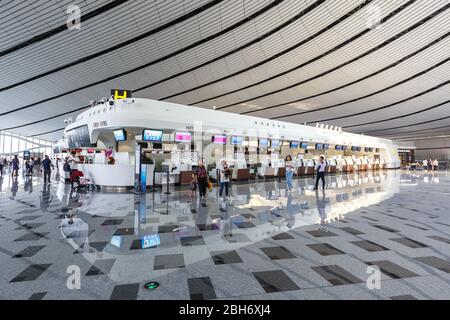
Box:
[0, 0, 448, 142]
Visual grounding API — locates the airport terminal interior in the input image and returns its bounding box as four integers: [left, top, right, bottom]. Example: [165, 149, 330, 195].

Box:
[0, 0, 449, 302]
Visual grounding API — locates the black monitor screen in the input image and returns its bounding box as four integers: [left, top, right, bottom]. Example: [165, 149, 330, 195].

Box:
[351, 146, 358, 152]
[231, 136, 243, 145]
[259, 138, 269, 148]
[335, 145, 342, 151]
[143, 129, 163, 142]
[323, 144, 329, 150]
[67, 125, 91, 148]
[300, 142, 308, 149]
[315, 143, 324, 150]
[290, 141, 299, 149]
[270, 139, 280, 148]
[113, 129, 127, 142]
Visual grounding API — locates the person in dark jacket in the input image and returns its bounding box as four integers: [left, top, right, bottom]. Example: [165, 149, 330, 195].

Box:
[195, 160, 209, 200]
[41, 155, 54, 184]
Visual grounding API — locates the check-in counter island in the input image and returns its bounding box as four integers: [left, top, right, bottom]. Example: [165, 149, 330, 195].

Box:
[59, 98, 400, 191]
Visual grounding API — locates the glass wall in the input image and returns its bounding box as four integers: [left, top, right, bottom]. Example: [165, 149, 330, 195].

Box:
[0, 131, 53, 160]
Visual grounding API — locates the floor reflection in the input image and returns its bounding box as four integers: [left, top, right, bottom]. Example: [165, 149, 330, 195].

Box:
[50, 171, 402, 279]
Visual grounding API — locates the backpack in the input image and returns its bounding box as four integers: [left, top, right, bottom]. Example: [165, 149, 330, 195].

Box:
[63, 163, 71, 172]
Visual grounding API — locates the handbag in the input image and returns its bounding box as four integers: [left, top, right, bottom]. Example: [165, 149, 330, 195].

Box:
[207, 180, 213, 192]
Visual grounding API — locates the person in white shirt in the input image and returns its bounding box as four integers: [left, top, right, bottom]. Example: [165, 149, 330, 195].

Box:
[285, 155, 295, 192]
[218, 160, 232, 200]
[68, 151, 80, 171]
[314, 156, 326, 190]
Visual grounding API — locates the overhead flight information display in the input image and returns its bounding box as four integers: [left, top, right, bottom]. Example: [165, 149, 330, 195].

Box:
[66, 125, 91, 148]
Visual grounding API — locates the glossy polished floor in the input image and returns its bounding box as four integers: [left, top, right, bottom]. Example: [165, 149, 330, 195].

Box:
[0, 169, 449, 300]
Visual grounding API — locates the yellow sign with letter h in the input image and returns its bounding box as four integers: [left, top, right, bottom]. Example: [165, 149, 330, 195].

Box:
[111, 89, 132, 100]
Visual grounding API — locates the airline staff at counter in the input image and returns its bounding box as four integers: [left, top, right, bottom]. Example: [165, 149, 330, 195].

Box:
[58, 151, 154, 188]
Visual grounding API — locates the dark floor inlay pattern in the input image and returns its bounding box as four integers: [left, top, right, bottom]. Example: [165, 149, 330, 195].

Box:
[110, 283, 140, 300]
[154, 254, 185, 270]
[373, 225, 400, 233]
[101, 219, 124, 226]
[233, 221, 256, 229]
[306, 230, 338, 238]
[188, 277, 217, 300]
[307, 243, 345, 256]
[211, 250, 243, 265]
[312, 265, 363, 286]
[180, 236, 206, 247]
[414, 256, 450, 273]
[351, 240, 390, 252]
[253, 270, 300, 293]
[367, 260, 419, 279]
[89, 241, 109, 252]
[86, 259, 116, 276]
[113, 228, 135, 236]
[427, 235, 450, 244]
[405, 224, 428, 231]
[339, 227, 364, 235]
[158, 225, 179, 233]
[28, 292, 47, 300]
[272, 232, 295, 240]
[14, 232, 49, 241]
[260, 246, 297, 260]
[390, 237, 429, 248]
[10, 264, 51, 282]
[13, 245, 46, 258]
[391, 295, 418, 300]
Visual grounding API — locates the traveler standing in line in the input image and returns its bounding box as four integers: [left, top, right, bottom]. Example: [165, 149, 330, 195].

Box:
[195, 160, 209, 200]
[0, 158, 4, 177]
[432, 158, 439, 171]
[29, 157, 35, 176]
[68, 151, 80, 174]
[218, 160, 232, 200]
[314, 156, 326, 190]
[285, 155, 295, 192]
[41, 155, 54, 184]
[11, 155, 19, 177]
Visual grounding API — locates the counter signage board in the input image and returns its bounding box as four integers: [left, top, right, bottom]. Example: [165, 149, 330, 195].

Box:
[111, 89, 132, 100]
[134, 143, 142, 193]
[140, 164, 147, 192]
